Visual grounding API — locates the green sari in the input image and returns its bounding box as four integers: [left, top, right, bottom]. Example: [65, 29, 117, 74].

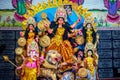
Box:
[17, 0, 27, 15]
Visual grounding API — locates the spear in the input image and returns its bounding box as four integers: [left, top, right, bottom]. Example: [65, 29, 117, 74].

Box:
[3, 55, 17, 67]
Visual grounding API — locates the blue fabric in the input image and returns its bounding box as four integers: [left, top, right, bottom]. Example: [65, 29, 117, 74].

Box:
[34, 8, 57, 22]
[77, 44, 85, 51]
[35, 26, 40, 33]
[108, 1, 117, 16]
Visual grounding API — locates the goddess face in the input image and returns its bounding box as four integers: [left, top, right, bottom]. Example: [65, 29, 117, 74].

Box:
[58, 17, 64, 25]
[29, 24, 34, 30]
[86, 23, 91, 29]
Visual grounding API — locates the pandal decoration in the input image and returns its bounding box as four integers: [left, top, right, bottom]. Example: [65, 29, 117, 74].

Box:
[17, 37, 26, 47]
[2, 0, 99, 80]
[39, 35, 50, 47]
[78, 68, 88, 78]
[22, 0, 95, 30]
[15, 47, 23, 55]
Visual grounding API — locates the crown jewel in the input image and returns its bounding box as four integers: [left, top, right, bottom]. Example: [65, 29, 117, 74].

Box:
[54, 6, 67, 21]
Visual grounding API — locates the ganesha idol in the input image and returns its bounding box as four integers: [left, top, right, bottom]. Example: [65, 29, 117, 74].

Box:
[13, 16, 47, 80]
[16, 49, 40, 80]
[15, 26, 41, 80]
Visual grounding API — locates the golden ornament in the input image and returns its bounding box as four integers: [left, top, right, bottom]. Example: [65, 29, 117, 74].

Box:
[17, 37, 26, 47]
[15, 69, 22, 76]
[78, 68, 88, 78]
[39, 35, 50, 47]
[15, 55, 23, 64]
[15, 47, 23, 55]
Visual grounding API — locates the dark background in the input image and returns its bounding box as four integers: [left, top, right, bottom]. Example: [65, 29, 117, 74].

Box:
[0, 30, 120, 80]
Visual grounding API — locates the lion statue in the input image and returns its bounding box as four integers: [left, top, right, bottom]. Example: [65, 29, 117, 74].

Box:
[40, 50, 62, 80]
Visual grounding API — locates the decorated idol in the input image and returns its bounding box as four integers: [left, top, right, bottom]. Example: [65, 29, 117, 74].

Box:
[2, 0, 99, 80]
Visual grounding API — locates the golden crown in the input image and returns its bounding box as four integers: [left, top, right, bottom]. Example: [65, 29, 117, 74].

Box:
[54, 6, 67, 21]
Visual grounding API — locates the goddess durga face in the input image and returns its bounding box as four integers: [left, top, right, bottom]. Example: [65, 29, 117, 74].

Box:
[57, 17, 64, 25]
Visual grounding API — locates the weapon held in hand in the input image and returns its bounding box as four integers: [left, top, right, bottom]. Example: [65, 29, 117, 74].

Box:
[3, 55, 17, 67]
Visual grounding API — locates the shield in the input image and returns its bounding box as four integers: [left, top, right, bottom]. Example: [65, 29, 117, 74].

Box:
[15, 55, 23, 64]
[39, 35, 50, 47]
[15, 47, 23, 55]
[78, 68, 88, 78]
[17, 37, 26, 47]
